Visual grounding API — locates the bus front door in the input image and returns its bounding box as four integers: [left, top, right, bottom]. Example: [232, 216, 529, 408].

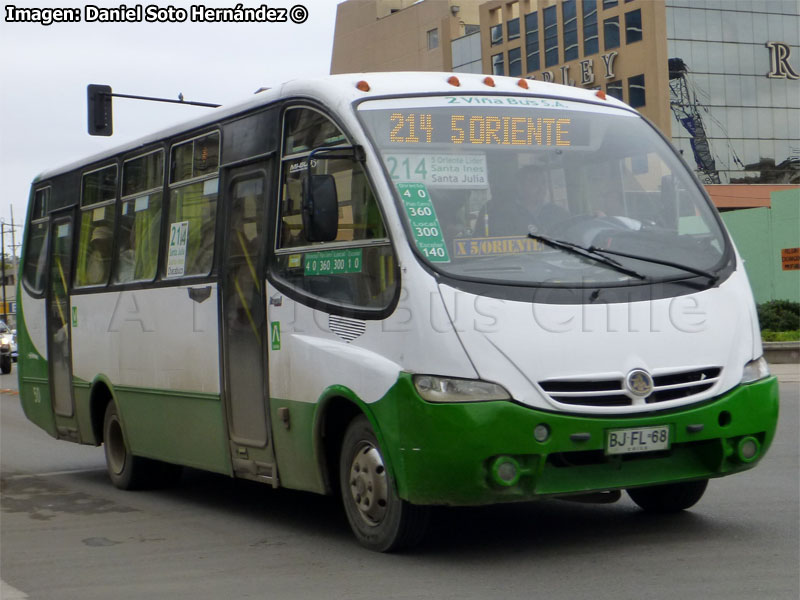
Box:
[46, 215, 78, 439]
[220, 162, 277, 483]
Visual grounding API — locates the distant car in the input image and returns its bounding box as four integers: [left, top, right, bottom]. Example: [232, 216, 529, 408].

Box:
[0, 321, 12, 374]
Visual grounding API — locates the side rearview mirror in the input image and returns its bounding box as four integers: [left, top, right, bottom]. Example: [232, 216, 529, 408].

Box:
[301, 145, 364, 243]
[302, 174, 338, 242]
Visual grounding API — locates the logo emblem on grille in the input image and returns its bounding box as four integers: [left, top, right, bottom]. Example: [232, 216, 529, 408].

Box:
[626, 369, 654, 397]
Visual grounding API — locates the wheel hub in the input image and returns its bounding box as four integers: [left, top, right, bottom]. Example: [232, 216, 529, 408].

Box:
[106, 417, 127, 475]
[348, 442, 389, 526]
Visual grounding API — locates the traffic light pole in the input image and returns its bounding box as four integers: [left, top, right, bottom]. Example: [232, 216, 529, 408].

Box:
[108, 92, 220, 108]
[88, 84, 220, 136]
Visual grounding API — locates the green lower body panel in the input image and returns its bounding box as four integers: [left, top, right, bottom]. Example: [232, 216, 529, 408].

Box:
[371, 375, 779, 506]
[18, 377, 56, 438]
[16, 301, 57, 438]
[114, 385, 232, 475]
[270, 399, 325, 493]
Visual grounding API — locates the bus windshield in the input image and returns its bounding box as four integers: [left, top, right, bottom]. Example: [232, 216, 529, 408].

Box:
[358, 96, 728, 287]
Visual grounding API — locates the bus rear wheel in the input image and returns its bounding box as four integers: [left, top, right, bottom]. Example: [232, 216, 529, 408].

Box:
[102, 402, 181, 490]
[339, 415, 429, 552]
[627, 479, 708, 513]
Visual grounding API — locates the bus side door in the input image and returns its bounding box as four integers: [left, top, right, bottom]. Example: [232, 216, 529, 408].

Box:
[220, 159, 277, 483]
[46, 214, 78, 439]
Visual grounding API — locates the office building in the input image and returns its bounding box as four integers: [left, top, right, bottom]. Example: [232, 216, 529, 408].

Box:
[332, 0, 800, 186]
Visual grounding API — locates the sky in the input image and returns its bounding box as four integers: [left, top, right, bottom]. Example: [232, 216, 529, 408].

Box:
[0, 0, 340, 258]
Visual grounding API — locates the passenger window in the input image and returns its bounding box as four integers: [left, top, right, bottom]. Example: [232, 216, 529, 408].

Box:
[165, 133, 220, 278]
[275, 108, 396, 311]
[115, 150, 164, 283]
[279, 156, 386, 248]
[23, 187, 50, 293]
[171, 132, 220, 183]
[75, 165, 117, 287]
[283, 109, 346, 155]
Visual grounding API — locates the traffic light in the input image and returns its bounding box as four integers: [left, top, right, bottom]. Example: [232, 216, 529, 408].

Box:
[87, 84, 113, 136]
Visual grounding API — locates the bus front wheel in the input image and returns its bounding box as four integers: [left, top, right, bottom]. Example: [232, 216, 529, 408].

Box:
[339, 415, 429, 552]
[102, 402, 181, 490]
[627, 479, 708, 513]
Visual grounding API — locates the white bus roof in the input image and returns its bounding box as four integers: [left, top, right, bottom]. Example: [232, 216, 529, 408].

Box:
[35, 72, 632, 182]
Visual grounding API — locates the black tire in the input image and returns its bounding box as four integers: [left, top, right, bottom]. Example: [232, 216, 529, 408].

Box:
[102, 402, 182, 490]
[627, 479, 708, 513]
[0, 355, 11, 374]
[339, 415, 429, 552]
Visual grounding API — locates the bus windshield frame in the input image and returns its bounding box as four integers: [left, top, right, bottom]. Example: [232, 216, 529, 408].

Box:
[356, 94, 733, 295]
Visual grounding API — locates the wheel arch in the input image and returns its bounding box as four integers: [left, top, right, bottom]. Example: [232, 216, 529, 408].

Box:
[88, 375, 117, 446]
[314, 387, 385, 496]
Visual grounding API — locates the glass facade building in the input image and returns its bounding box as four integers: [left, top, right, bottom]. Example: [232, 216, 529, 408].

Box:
[475, 0, 798, 185]
[667, 0, 800, 184]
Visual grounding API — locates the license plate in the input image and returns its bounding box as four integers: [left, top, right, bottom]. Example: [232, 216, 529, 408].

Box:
[606, 425, 670, 455]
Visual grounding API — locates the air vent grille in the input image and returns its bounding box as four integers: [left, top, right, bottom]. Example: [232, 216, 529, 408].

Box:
[328, 315, 366, 342]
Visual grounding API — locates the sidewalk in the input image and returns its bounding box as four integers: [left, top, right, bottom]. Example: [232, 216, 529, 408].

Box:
[770, 362, 800, 383]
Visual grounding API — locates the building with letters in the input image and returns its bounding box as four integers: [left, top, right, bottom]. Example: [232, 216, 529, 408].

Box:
[332, 0, 799, 187]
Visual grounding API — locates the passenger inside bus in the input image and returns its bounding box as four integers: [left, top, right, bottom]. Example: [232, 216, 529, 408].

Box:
[84, 225, 113, 285]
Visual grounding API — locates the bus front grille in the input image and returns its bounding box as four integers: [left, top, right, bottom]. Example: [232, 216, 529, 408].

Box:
[539, 367, 722, 408]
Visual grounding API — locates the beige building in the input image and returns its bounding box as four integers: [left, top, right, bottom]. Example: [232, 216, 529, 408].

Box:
[333, 0, 669, 132]
[479, 0, 670, 134]
[330, 0, 482, 74]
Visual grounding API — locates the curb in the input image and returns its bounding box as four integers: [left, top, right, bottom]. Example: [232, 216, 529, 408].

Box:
[763, 341, 800, 364]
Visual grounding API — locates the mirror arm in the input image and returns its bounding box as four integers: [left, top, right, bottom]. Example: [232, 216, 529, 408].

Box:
[303, 143, 365, 215]
[308, 145, 365, 164]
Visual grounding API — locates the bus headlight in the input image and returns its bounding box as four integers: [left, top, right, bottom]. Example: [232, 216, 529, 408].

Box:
[741, 356, 770, 384]
[413, 375, 511, 403]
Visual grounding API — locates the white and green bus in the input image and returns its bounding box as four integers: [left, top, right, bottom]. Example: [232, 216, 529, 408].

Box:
[17, 73, 779, 551]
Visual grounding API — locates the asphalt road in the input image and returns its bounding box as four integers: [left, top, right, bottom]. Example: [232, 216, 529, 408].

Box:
[2, 363, 798, 600]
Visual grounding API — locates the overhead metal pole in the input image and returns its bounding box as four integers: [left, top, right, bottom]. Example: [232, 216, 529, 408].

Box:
[10, 207, 17, 274]
[1, 222, 6, 324]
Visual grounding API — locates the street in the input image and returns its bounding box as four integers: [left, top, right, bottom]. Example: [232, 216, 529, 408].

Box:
[2, 363, 798, 600]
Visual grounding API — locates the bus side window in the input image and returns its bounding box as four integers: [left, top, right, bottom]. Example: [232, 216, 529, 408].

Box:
[75, 165, 117, 288]
[275, 107, 396, 311]
[22, 187, 50, 294]
[115, 150, 164, 284]
[164, 133, 220, 279]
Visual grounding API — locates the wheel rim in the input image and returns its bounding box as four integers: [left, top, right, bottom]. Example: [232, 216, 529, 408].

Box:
[348, 441, 389, 526]
[106, 416, 127, 476]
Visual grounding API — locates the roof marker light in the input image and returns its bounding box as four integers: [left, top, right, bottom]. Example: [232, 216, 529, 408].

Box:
[596, 89, 607, 100]
[447, 75, 461, 87]
[356, 80, 371, 92]
[483, 76, 496, 87]
[517, 78, 529, 89]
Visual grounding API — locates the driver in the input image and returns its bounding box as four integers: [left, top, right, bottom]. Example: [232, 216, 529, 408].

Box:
[488, 168, 569, 236]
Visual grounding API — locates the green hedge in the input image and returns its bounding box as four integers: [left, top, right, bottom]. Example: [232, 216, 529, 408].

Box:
[761, 330, 800, 342]
[757, 301, 800, 332]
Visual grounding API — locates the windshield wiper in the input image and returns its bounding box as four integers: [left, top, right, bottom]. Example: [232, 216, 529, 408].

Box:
[587, 246, 719, 284]
[528, 233, 646, 281]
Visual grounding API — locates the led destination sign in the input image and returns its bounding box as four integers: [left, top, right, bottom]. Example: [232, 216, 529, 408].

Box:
[389, 112, 572, 147]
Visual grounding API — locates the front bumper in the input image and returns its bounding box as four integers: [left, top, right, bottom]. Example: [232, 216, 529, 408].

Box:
[372, 375, 779, 506]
